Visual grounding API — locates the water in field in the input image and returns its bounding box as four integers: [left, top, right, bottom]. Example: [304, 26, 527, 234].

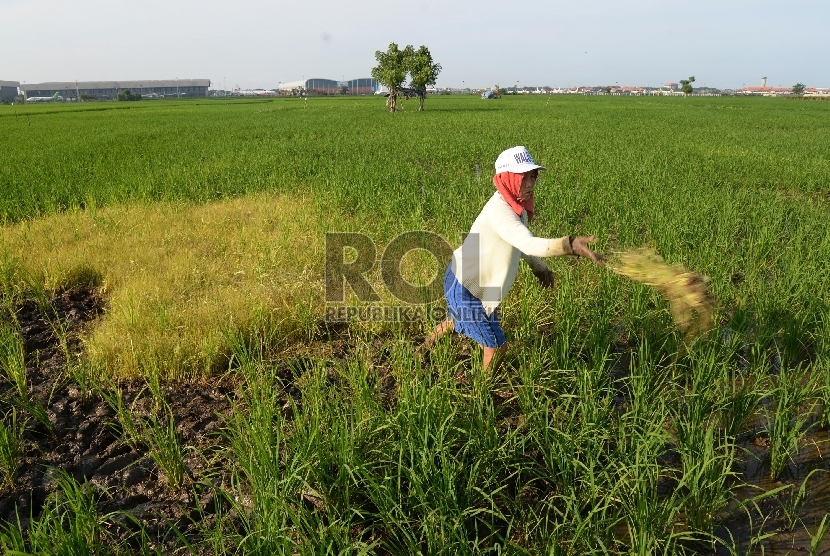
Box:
[718, 424, 830, 555]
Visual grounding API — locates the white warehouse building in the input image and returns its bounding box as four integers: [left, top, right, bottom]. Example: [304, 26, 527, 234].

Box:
[278, 78, 380, 95]
[20, 79, 211, 100]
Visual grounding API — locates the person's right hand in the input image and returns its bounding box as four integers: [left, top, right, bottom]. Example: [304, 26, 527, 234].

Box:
[572, 236, 605, 266]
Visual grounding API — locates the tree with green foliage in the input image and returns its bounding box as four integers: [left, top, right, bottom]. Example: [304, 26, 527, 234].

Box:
[680, 76, 696, 96]
[372, 43, 409, 112]
[116, 89, 141, 101]
[792, 83, 805, 95]
[406, 45, 441, 111]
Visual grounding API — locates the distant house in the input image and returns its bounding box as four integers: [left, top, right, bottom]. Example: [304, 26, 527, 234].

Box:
[738, 86, 793, 96]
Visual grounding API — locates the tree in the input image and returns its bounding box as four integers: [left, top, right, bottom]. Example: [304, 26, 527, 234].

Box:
[116, 88, 141, 101]
[338, 84, 349, 95]
[680, 76, 696, 96]
[406, 45, 441, 111]
[792, 83, 805, 96]
[372, 43, 409, 112]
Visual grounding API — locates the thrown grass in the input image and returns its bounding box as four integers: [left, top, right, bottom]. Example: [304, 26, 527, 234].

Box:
[608, 248, 715, 341]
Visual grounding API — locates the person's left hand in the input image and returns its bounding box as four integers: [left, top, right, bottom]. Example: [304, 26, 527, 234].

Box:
[572, 236, 605, 266]
[533, 267, 555, 288]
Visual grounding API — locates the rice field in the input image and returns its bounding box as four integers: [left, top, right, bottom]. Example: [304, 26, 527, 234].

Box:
[0, 94, 829, 554]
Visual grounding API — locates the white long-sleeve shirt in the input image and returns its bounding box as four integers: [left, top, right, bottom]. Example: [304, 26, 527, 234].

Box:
[450, 192, 573, 315]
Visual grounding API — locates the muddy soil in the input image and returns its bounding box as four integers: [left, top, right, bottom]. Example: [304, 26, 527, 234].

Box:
[0, 287, 239, 548]
[0, 287, 396, 551]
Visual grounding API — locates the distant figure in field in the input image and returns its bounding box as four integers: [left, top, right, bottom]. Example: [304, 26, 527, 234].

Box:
[423, 146, 604, 371]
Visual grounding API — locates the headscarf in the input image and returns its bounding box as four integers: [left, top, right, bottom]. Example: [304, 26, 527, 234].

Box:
[493, 171, 534, 223]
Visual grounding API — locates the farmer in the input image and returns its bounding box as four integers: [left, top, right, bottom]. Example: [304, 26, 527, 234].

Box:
[423, 145, 604, 370]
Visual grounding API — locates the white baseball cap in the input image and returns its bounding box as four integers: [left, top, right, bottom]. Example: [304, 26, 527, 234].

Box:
[494, 146, 546, 174]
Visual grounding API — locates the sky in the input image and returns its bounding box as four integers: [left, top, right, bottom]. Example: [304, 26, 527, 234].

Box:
[1, 0, 828, 90]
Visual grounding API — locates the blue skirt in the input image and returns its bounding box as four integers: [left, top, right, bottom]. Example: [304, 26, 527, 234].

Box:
[443, 265, 506, 348]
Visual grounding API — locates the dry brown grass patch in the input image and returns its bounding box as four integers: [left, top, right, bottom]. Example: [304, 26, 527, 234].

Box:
[0, 194, 331, 379]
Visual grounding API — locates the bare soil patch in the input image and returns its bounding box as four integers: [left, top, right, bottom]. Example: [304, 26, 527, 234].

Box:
[0, 286, 237, 547]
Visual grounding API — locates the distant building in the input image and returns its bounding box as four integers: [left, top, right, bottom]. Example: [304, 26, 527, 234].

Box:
[0, 80, 19, 101]
[738, 86, 793, 96]
[278, 78, 380, 95]
[19, 79, 211, 100]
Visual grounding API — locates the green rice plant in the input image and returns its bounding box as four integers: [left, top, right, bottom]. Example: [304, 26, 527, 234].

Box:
[47, 302, 101, 408]
[96, 381, 142, 449]
[142, 356, 168, 414]
[715, 516, 778, 556]
[780, 469, 827, 532]
[219, 340, 307, 553]
[677, 424, 737, 534]
[625, 340, 675, 425]
[613, 417, 694, 555]
[43, 303, 100, 407]
[670, 346, 741, 535]
[339, 337, 525, 553]
[190, 497, 232, 556]
[0, 470, 114, 555]
[816, 355, 830, 429]
[535, 486, 617, 555]
[66, 360, 99, 408]
[19, 267, 52, 317]
[675, 354, 721, 450]
[0, 408, 24, 489]
[696, 331, 768, 440]
[0, 319, 55, 436]
[714, 478, 799, 556]
[144, 409, 187, 491]
[718, 368, 765, 441]
[11, 395, 55, 437]
[523, 365, 616, 551]
[765, 361, 821, 479]
[808, 513, 830, 556]
[0, 319, 27, 397]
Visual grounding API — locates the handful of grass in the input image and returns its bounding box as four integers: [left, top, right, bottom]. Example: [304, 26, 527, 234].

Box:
[608, 249, 714, 341]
